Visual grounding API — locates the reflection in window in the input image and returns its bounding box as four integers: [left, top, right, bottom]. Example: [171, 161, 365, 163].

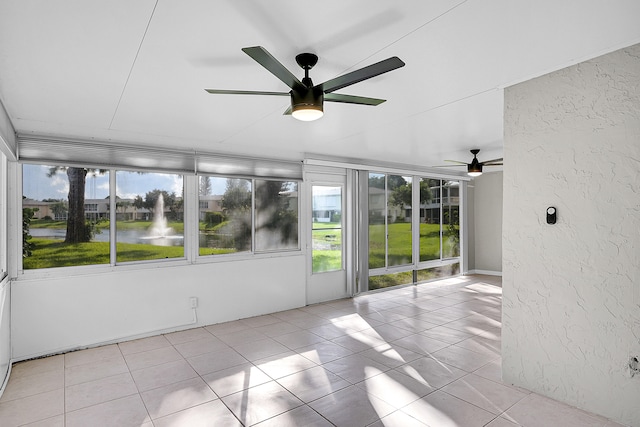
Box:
[22, 164, 110, 269]
[199, 177, 251, 256]
[255, 180, 299, 251]
[115, 171, 184, 262]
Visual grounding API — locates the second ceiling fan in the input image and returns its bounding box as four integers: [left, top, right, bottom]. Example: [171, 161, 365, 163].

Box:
[441, 149, 503, 177]
[205, 46, 405, 121]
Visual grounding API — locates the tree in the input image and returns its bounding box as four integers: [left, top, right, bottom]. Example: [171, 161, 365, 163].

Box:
[390, 180, 433, 207]
[221, 179, 251, 213]
[199, 176, 212, 196]
[50, 200, 68, 220]
[46, 167, 107, 243]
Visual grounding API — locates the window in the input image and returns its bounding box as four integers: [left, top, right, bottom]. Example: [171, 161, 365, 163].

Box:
[116, 171, 184, 263]
[198, 176, 299, 256]
[311, 185, 342, 273]
[255, 179, 298, 252]
[199, 176, 251, 256]
[368, 173, 412, 269]
[22, 164, 110, 269]
[367, 172, 461, 290]
[442, 181, 460, 258]
[420, 178, 441, 262]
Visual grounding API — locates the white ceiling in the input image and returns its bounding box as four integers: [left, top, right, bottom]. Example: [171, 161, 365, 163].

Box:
[1, 0, 639, 170]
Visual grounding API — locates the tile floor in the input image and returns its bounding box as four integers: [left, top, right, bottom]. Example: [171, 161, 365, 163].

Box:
[0, 275, 628, 427]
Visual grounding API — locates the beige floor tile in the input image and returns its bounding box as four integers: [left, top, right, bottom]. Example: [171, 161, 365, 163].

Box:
[322, 353, 390, 384]
[64, 344, 122, 367]
[204, 319, 251, 336]
[65, 355, 129, 386]
[431, 344, 498, 372]
[241, 313, 282, 328]
[485, 416, 520, 426]
[186, 347, 248, 376]
[397, 356, 466, 390]
[276, 365, 350, 403]
[401, 390, 496, 427]
[254, 320, 301, 337]
[358, 343, 423, 369]
[253, 404, 333, 427]
[9, 355, 64, 378]
[0, 389, 64, 427]
[233, 337, 290, 361]
[503, 393, 608, 427]
[255, 351, 317, 379]
[0, 369, 63, 402]
[140, 376, 217, 419]
[65, 394, 151, 427]
[130, 359, 198, 392]
[216, 327, 267, 346]
[392, 333, 451, 355]
[273, 329, 326, 350]
[124, 345, 183, 371]
[153, 399, 242, 427]
[221, 381, 303, 426]
[297, 340, 354, 364]
[440, 373, 528, 415]
[357, 369, 433, 409]
[309, 385, 395, 427]
[21, 414, 65, 426]
[163, 327, 213, 345]
[65, 372, 138, 412]
[368, 410, 430, 427]
[420, 325, 475, 344]
[201, 362, 272, 397]
[173, 336, 228, 358]
[118, 335, 172, 355]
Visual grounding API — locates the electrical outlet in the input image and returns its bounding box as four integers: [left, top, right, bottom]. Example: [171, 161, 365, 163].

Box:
[189, 297, 198, 309]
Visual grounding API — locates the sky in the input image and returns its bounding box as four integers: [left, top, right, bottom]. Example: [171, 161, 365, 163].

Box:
[22, 164, 187, 201]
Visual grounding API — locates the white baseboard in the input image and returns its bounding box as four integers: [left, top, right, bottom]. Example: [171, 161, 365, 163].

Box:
[469, 269, 502, 276]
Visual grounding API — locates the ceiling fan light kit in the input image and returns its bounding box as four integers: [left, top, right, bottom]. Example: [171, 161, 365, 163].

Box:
[205, 46, 405, 121]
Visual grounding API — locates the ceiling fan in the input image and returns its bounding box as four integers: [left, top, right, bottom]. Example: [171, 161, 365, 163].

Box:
[205, 46, 405, 121]
[440, 149, 503, 177]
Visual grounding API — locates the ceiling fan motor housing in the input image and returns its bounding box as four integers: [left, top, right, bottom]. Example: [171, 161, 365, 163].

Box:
[291, 88, 324, 116]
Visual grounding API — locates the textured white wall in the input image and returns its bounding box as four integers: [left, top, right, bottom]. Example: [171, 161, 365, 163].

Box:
[502, 44, 640, 426]
[473, 171, 503, 273]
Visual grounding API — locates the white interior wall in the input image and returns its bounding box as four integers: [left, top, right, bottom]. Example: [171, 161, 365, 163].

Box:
[502, 43, 640, 426]
[11, 255, 306, 360]
[472, 171, 503, 274]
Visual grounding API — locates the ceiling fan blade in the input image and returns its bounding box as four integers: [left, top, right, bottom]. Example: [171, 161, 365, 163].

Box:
[481, 157, 503, 165]
[242, 46, 303, 90]
[325, 93, 386, 106]
[205, 89, 289, 96]
[483, 161, 504, 166]
[434, 164, 466, 168]
[283, 106, 292, 115]
[444, 160, 468, 165]
[319, 56, 405, 94]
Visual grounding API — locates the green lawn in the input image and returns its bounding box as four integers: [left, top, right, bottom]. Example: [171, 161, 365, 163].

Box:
[312, 222, 343, 272]
[369, 222, 445, 269]
[23, 238, 185, 269]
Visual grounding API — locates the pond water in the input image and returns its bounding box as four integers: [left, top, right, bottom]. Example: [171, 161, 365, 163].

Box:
[29, 228, 231, 249]
[30, 228, 186, 247]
